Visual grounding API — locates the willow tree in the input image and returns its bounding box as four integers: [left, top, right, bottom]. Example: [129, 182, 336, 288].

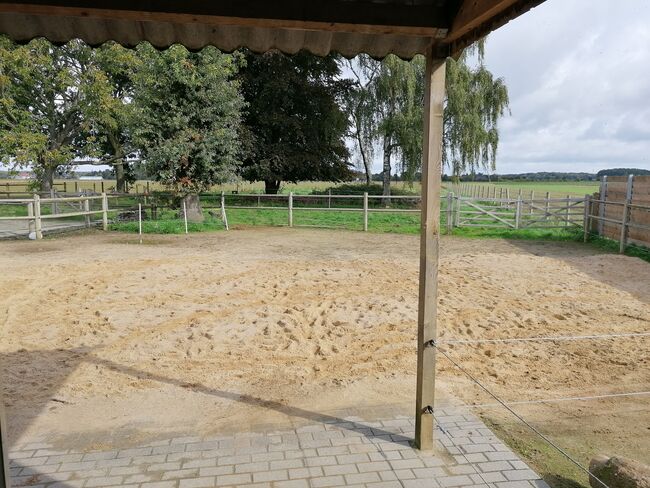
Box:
[345, 42, 509, 192]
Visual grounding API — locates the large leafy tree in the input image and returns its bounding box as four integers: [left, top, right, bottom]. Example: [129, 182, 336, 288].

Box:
[132, 44, 245, 220]
[0, 37, 107, 191]
[86, 42, 141, 193]
[345, 42, 509, 195]
[239, 51, 352, 194]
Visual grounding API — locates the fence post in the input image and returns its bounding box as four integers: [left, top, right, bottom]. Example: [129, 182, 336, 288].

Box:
[288, 192, 293, 227]
[34, 194, 42, 239]
[50, 188, 58, 215]
[530, 190, 534, 215]
[83, 198, 91, 227]
[221, 191, 229, 231]
[63, 181, 67, 193]
[619, 174, 634, 253]
[102, 192, 108, 231]
[183, 200, 188, 234]
[565, 195, 570, 228]
[328, 189, 332, 209]
[583, 194, 591, 243]
[27, 201, 35, 236]
[138, 203, 143, 243]
[446, 192, 453, 233]
[545, 192, 550, 221]
[363, 192, 369, 232]
[74, 181, 79, 193]
[598, 176, 607, 235]
[515, 195, 522, 229]
[455, 194, 461, 226]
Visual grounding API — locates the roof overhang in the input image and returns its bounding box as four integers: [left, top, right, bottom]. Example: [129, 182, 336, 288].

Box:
[0, 0, 546, 58]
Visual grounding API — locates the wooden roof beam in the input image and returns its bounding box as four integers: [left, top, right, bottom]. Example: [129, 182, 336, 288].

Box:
[0, 1, 451, 37]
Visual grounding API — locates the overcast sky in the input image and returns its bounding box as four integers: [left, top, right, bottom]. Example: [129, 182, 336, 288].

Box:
[480, 0, 650, 174]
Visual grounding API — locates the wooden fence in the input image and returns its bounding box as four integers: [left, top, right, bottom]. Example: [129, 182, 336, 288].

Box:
[589, 175, 650, 251]
[0, 194, 111, 239]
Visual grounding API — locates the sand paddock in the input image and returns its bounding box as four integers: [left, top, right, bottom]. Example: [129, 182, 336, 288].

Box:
[1, 229, 648, 466]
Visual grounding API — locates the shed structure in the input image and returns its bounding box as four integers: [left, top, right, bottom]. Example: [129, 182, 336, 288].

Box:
[0, 1, 546, 486]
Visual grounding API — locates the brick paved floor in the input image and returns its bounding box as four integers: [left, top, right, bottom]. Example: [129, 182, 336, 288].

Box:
[8, 407, 549, 488]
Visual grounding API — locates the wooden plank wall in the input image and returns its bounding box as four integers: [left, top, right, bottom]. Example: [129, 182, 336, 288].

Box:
[592, 175, 650, 248]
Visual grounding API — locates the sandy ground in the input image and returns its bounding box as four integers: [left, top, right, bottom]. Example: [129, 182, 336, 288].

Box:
[0, 229, 648, 465]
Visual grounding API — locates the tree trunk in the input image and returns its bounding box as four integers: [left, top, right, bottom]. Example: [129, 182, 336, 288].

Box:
[382, 136, 392, 206]
[265, 180, 281, 194]
[115, 160, 126, 193]
[355, 129, 372, 186]
[182, 194, 204, 222]
[40, 166, 55, 193]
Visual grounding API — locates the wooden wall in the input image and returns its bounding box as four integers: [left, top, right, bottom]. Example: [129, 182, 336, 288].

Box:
[592, 175, 650, 248]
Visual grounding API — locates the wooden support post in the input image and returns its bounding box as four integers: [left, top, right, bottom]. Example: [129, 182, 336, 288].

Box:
[415, 54, 445, 451]
[83, 198, 91, 227]
[506, 188, 511, 208]
[75, 181, 79, 193]
[63, 181, 67, 193]
[515, 195, 522, 229]
[545, 192, 550, 221]
[598, 176, 607, 235]
[147, 181, 150, 194]
[101, 181, 105, 193]
[619, 175, 634, 253]
[446, 193, 453, 233]
[328, 189, 332, 209]
[34, 194, 42, 240]
[583, 194, 591, 243]
[288, 192, 294, 227]
[455, 193, 461, 227]
[102, 193, 108, 231]
[530, 191, 534, 215]
[0, 393, 9, 488]
[50, 188, 58, 215]
[363, 192, 368, 232]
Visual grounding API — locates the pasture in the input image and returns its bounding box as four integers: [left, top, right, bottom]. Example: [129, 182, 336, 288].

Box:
[0, 229, 648, 488]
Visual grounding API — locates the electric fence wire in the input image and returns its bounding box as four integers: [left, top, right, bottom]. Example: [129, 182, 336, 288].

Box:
[436, 331, 650, 345]
[431, 341, 612, 488]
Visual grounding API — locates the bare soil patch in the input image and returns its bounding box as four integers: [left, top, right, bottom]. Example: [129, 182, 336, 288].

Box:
[1, 229, 648, 471]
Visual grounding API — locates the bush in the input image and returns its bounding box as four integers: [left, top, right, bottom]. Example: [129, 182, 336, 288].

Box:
[311, 183, 418, 196]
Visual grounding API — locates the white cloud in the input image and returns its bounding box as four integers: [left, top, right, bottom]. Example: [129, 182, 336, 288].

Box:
[484, 0, 650, 173]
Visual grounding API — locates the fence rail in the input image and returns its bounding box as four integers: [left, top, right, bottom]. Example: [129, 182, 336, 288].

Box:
[2, 188, 649, 255]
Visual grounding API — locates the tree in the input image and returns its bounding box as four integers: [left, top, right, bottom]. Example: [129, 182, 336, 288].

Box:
[87, 42, 141, 193]
[0, 37, 107, 191]
[345, 42, 510, 197]
[443, 45, 509, 180]
[132, 44, 245, 220]
[239, 51, 352, 194]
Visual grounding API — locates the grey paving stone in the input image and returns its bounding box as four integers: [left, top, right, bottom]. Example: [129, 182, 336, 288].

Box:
[234, 462, 269, 474]
[366, 482, 404, 488]
[85, 476, 124, 487]
[323, 464, 358, 476]
[356, 461, 391, 472]
[82, 451, 118, 462]
[437, 475, 474, 487]
[215, 473, 252, 485]
[162, 469, 200, 480]
[46, 453, 85, 464]
[388, 459, 425, 470]
[495, 481, 536, 488]
[9, 451, 35, 460]
[412, 467, 446, 479]
[141, 481, 177, 488]
[503, 470, 540, 481]
[478, 461, 513, 472]
[336, 453, 370, 465]
[288, 467, 323, 479]
[305, 456, 337, 467]
[344, 471, 382, 484]
[109, 466, 144, 476]
[252, 469, 289, 482]
[179, 477, 215, 488]
[182, 459, 218, 469]
[58, 461, 97, 472]
[12, 457, 47, 467]
[124, 474, 157, 483]
[148, 462, 183, 472]
[310, 475, 345, 488]
[198, 466, 233, 477]
[270, 459, 303, 470]
[118, 447, 153, 458]
[273, 479, 310, 488]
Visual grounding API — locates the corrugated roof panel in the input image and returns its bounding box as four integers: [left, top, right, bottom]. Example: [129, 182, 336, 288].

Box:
[0, 12, 435, 58]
